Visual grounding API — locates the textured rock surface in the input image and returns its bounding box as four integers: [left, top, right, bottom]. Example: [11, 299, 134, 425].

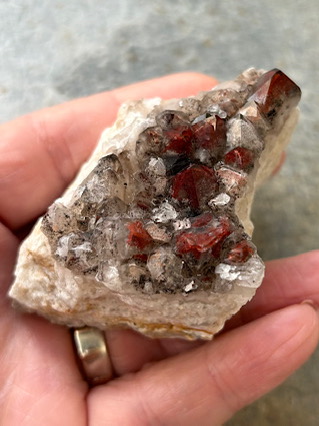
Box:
[9, 69, 300, 339]
[2, 1, 318, 422]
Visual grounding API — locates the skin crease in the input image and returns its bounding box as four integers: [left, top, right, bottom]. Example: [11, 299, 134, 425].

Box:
[0, 73, 319, 425]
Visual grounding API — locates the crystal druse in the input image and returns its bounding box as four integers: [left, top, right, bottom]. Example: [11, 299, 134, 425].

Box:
[10, 69, 301, 339]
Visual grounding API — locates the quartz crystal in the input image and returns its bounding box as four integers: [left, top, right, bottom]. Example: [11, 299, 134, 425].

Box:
[9, 69, 301, 340]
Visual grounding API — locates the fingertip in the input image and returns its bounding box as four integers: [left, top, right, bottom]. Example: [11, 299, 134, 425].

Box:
[264, 250, 319, 304]
[296, 303, 319, 345]
[238, 303, 319, 372]
[233, 303, 319, 398]
[113, 72, 218, 102]
[300, 248, 319, 265]
[260, 303, 319, 365]
[169, 71, 219, 92]
[231, 250, 319, 328]
[203, 304, 319, 420]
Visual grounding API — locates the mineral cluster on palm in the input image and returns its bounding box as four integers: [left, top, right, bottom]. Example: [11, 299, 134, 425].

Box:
[10, 69, 301, 339]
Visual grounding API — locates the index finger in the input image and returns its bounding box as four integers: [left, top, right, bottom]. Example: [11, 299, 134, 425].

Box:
[0, 72, 217, 230]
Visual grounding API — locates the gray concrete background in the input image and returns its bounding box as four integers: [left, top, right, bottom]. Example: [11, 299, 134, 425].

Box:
[1, 1, 318, 424]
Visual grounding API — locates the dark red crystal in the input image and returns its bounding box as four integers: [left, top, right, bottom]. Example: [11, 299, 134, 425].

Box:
[192, 116, 227, 154]
[249, 69, 301, 121]
[226, 240, 255, 263]
[127, 221, 153, 250]
[163, 126, 194, 155]
[171, 165, 219, 210]
[175, 215, 233, 260]
[191, 212, 215, 228]
[223, 147, 255, 171]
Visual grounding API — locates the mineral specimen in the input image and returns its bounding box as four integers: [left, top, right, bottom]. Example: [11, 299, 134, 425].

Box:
[9, 68, 301, 339]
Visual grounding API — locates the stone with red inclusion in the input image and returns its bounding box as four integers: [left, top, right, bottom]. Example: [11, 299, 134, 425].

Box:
[224, 147, 255, 171]
[163, 126, 193, 155]
[215, 166, 247, 197]
[127, 221, 153, 250]
[171, 165, 219, 210]
[226, 240, 255, 264]
[175, 214, 233, 260]
[135, 127, 163, 161]
[192, 116, 226, 154]
[249, 69, 301, 121]
[191, 212, 215, 228]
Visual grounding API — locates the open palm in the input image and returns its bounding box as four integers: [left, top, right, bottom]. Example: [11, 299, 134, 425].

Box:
[1, 73, 318, 425]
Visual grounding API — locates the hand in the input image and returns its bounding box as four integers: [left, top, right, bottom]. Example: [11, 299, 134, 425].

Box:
[1, 73, 318, 426]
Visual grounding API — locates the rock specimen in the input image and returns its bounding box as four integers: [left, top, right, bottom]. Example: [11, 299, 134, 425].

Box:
[9, 68, 301, 339]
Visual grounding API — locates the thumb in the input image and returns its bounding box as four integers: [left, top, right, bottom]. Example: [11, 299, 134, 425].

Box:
[88, 304, 319, 425]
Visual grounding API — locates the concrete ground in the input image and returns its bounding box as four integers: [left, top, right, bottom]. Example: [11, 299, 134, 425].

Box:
[1, 1, 318, 424]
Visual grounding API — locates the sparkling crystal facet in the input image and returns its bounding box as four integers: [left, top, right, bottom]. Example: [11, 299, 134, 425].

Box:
[249, 69, 301, 121]
[175, 214, 233, 260]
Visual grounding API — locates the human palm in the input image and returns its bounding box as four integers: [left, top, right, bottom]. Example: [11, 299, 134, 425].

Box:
[1, 73, 318, 425]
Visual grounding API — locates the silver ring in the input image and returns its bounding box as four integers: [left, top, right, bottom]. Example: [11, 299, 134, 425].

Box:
[73, 327, 113, 385]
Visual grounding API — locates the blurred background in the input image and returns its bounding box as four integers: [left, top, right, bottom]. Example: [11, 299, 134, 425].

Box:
[0, 1, 318, 424]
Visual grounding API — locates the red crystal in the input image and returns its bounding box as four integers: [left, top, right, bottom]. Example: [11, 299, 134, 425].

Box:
[191, 212, 214, 228]
[226, 240, 255, 263]
[223, 147, 255, 171]
[127, 221, 153, 250]
[163, 126, 194, 155]
[171, 165, 219, 210]
[192, 116, 226, 153]
[175, 215, 233, 260]
[133, 253, 148, 263]
[249, 69, 301, 120]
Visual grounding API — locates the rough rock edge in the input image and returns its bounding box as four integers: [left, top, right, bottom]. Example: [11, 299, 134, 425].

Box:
[9, 73, 299, 340]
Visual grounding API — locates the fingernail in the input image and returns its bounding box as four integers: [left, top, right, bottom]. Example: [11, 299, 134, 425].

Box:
[301, 300, 318, 310]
